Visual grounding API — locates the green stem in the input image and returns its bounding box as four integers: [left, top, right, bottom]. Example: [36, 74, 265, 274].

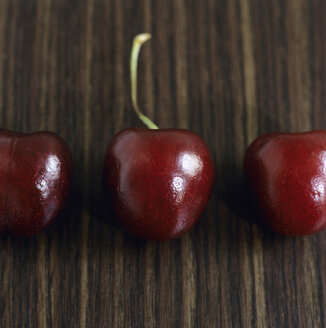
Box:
[130, 33, 159, 129]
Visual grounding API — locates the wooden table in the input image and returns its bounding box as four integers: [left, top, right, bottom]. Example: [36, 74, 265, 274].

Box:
[0, 0, 325, 327]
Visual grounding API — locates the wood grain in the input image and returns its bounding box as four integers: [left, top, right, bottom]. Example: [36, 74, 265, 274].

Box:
[0, 0, 325, 327]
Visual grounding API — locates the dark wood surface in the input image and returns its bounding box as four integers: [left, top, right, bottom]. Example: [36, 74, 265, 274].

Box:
[0, 0, 325, 327]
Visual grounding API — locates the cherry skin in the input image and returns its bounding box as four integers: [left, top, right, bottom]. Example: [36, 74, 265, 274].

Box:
[0, 129, 73, 236]
[103, 128, 214, 241]
[244, 130, 326, 236]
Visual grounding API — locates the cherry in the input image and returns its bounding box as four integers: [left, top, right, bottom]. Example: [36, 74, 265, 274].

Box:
[103, 34, 215, 240]
[245, 131, 326, 235]
[0, 130, 73, 236]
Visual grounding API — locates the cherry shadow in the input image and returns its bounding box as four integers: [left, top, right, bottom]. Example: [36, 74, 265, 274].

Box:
[215, 159, 264, 229]
[214, 157, 297, 250]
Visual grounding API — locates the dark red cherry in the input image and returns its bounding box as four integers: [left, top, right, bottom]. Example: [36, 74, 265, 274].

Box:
[244, 131, 326, 236]
[102, 33, 215, 240]
[0, 129, 73, 236]
[103, 128, 214, 240]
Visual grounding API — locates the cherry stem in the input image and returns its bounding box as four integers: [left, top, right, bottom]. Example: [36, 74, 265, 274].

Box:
[130, 33, 159, 129]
